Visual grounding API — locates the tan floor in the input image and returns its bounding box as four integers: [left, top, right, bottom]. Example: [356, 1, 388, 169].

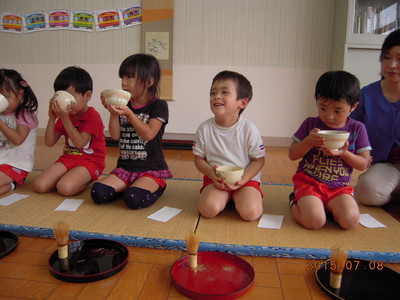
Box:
[0, 137, 398, 300]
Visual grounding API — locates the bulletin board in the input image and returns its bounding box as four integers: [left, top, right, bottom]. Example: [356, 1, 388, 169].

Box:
[141, 0, 174, 100]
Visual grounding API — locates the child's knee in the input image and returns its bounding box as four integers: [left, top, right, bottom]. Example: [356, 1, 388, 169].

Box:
[296, 211, 325, 230]
[304, 218, 325, 230]
[123, 186, 165, 209]
[237, 204, 263, 221]
[337, 211, 359, 230]
[198, 203, 222, 218]
[91, 182, 117, 204]
[33, 181, 43, 193]
[340, 218, 359, 230]
[33, 178, 48, 194]
[56, 180, 82, 197]
[198, 193, 227, 218]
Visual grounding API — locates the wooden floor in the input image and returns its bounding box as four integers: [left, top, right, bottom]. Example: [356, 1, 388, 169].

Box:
[0, 137, 399, 300]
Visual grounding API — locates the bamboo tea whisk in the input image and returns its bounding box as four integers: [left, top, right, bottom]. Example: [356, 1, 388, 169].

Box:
[185, 230, 200, 269]
[329, 247, 348, 289]
[53, 220, 70, 271]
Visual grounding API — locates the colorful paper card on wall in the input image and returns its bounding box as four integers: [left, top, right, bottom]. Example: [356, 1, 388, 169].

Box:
[95, 9, 121, 31]
[46, 10, 70, 30]
[23, 11, 46, 33]
[119, 5, 142, 28]
[1, 12, 23, 33]
[70, 10, 95, 32]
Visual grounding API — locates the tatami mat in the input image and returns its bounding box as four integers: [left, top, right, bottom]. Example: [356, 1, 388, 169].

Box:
[0, 173, 200, 247]
[197, 184, 400, 262]
[0, 172, 399, 262]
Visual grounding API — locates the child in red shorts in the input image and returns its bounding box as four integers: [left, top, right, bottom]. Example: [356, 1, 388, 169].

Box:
[289, 71, 371, 230]
[0, 69, 39, 196]
[193, 71, 265, 221]
[33, 66, 105, 197]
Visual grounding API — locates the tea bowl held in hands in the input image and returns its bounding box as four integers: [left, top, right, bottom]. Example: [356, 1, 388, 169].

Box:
[216, 166, 244, 185]
[102, 89, 131, 106]
[53, 90, 77, 110]
[0, 93, 9, 113]
[317, 130, 350, 151]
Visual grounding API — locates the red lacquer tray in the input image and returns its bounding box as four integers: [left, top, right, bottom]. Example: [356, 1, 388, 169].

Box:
[171, 251, 255, 300]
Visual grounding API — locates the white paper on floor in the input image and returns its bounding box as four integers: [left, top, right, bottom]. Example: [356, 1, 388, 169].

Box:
[147, 206, 182, 222]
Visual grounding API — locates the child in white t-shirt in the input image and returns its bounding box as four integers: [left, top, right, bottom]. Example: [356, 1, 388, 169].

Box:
[193, 70, 265, 221]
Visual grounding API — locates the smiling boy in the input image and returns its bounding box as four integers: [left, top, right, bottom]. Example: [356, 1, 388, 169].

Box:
[289, 71, 371, 230]
[193, 70, 265, 221]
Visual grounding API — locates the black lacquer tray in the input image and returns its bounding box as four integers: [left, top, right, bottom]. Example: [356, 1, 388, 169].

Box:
[48, 238, 129, 283]
[0, 230, 18, 258]
[315, 258, 400, 300]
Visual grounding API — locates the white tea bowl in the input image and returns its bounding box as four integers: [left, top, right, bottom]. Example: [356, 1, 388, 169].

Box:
[317, 130, 350, 151]
[102, 89, 131, 106]
[53, 90, 77, 110]
[0, 93, 9, 113]
[216, 165, 244, 185]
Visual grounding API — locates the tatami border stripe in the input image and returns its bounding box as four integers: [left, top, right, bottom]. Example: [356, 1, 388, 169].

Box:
[1, 223, 398, 263]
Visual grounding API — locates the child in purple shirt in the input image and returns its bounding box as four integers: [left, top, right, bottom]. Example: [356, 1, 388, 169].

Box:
[289, 71, 371, 230]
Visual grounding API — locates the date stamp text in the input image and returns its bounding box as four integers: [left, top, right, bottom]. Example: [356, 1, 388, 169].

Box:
[306, 260, 384, 271]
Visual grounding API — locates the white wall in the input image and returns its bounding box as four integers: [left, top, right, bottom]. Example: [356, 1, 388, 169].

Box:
[345, 48, 382, 87]
[169, 0, 334, 142]
[0, 0, 338, 146]
[169, 64, 321, 139]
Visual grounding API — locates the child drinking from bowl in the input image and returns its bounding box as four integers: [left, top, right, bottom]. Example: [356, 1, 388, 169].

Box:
[193, 70, 265, 221]
[289, 71, 371, 230]
[90, 54, 172, 209]
[33, 66, 106, 197]
[0, 69, 38, 196]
